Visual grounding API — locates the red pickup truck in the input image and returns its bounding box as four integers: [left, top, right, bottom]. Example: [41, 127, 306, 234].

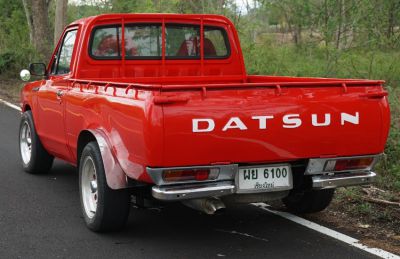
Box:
[19, 14, 390, 232]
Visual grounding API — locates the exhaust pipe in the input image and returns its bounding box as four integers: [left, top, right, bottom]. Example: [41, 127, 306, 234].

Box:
[182, 197, 226, 215]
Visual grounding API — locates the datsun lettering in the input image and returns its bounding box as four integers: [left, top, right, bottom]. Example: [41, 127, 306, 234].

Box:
[192, 112, 360, 132]
[18, 14, 390, 232]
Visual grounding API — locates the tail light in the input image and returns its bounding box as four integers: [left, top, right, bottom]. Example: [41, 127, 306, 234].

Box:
[324, 157, 375, 172]
[163, 168, 219, 182]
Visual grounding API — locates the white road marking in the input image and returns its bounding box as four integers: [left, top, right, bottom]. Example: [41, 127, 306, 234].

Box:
[253, 203, 399, 259]
[0, 96, 397, 258]
[0, 98, 21, 112]
[215, 229, 269, 242]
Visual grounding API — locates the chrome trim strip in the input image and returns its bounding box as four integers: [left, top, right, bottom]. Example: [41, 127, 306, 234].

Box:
[147, 164, 238, 186]
[152, 181, 235, 201]
[305, 154, 382, 175]
[312, 171, 376, 189]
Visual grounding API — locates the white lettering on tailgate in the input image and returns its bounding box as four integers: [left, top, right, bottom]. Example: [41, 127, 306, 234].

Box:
[192, 112, 360, 132]
[312, 114, 331, 127]
[341, 112, 359, 125]
[192, 119, 215, 132]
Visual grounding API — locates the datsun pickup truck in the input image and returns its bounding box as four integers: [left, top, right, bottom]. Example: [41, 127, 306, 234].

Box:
[18, 14, 390, 232]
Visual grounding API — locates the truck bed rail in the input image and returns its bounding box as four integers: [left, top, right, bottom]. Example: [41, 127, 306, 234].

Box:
[68, 78, 385, 98]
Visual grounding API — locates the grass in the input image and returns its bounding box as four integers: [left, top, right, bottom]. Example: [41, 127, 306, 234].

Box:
[335, 186, 399, 220]
[356, 202, 373, 215]
[242, 38, 400, 82]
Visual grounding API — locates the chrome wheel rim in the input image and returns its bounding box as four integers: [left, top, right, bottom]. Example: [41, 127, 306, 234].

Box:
[20, 121, 32, 165]
[81, 156, 98, 219]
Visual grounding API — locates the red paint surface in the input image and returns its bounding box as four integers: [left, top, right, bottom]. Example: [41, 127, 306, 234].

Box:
[21, 14, 390, 184]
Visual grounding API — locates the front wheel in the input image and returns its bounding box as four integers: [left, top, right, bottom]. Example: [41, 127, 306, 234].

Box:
[79, 141, 130, 232]
[282, 189, 335, 214]
[19, 110, 54, 174]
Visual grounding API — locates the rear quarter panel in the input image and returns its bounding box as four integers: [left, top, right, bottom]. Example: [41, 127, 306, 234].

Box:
[64, 85, 163, 183]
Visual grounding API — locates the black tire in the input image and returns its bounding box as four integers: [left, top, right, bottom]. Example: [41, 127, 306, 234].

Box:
[282, 189, 335, 214]
[19, 110, 54, 174]
[79, 141, 130, 232]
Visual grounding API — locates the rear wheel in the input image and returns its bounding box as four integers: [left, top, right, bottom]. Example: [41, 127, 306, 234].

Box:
[19, 110, 54, 174]
[282, 189, 335, 213]
[79, 141, 130, 232]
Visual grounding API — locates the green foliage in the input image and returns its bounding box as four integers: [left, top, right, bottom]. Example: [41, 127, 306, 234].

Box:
[336, 187, 361, 201]
[0, 0, 39, 75]
[0, 52, 14, 73]
[242, 41, 400, 81]
[357, 202, 373, 215]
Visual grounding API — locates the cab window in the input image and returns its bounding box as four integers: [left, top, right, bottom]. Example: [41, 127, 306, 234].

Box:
[55, 30, 77, 74]
[166, 25, 200, 58]
[90, 25, 162, 59]
[89, 24, 230, 60]
[165, 25, 229, 59]
[91, 27, 121, 58]
[125, 24, 161, 58]
[204, 27, 229, 58]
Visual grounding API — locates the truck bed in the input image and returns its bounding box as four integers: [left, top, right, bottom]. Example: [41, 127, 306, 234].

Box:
[68, 75, 390, 168]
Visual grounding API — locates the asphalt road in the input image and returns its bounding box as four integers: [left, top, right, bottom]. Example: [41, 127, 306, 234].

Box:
[0, 103, 378, 259]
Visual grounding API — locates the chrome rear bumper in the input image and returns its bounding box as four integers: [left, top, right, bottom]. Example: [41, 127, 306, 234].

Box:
[312, 171, 376, 189]
[152, 181, 235, 201]
[149, 165, 378, 201]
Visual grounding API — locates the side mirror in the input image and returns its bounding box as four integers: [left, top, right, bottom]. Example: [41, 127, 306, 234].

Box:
[29, 63, 47, 76]
[20, 69, 31, 81]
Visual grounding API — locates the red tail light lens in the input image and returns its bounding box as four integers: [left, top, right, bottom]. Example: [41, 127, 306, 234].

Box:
[163, 168, 219, 182]
[325, 157, 374, 172]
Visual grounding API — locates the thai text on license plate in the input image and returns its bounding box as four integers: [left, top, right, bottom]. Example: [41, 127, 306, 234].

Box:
[236, 165, 292, 193]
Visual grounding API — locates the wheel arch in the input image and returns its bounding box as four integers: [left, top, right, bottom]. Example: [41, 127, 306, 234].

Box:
[23, 104, 31, 112]
[77, 130, 96, 167]
[77, 129, 128, 190]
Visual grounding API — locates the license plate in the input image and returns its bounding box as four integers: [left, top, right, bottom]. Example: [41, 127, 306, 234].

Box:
[236, 164, 293, 193]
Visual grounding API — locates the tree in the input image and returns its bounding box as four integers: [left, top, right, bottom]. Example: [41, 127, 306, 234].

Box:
[54, 0, 68, 46]
[22, 0, 52, 60]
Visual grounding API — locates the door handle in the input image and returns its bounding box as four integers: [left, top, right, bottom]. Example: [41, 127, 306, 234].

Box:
[56, 90, 64, 98]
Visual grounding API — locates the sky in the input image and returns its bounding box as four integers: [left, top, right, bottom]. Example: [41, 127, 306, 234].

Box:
[234, 0, 255, 14]
[70, 0, 255, 14]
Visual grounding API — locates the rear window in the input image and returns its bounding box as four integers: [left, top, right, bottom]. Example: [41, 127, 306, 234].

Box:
[165, 25, 229, 58]
[204, 27, 229, 57]
[166, 25, 200, 58]
[125, 24, 162, 58]
[90, 24, 230, 59]
[90, 25, 162, 59]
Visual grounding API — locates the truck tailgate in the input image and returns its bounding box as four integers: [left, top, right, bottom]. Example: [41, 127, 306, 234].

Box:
[159, 85, 389, 167]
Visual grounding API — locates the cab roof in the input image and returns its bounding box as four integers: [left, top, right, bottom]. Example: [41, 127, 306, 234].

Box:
[68, 13, 233, 27]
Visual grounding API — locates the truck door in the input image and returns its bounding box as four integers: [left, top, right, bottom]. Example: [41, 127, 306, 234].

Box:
[36, 29, 77, 161]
